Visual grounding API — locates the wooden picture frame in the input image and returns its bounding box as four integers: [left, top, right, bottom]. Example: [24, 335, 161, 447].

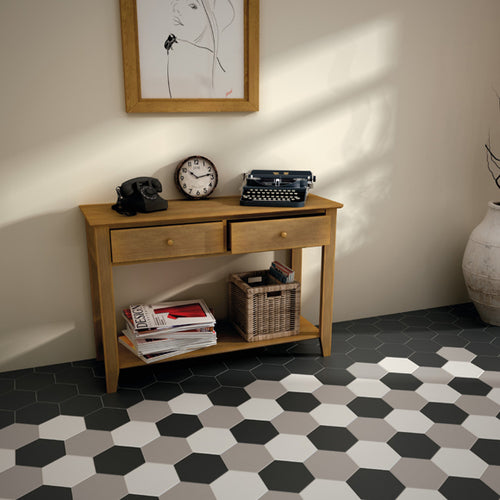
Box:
[119, 0, 259, 113]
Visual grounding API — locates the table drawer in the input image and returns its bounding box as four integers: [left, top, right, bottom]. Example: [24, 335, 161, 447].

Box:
[230, 216, 330, 254]
[111, 222, 225, 263]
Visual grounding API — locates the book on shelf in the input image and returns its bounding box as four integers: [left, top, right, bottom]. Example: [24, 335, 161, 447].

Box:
[120, 298, 217, 362]
[269, 261, 295, 283]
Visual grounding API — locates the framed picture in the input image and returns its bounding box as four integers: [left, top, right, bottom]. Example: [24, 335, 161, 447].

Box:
[119, 0, 259, 113]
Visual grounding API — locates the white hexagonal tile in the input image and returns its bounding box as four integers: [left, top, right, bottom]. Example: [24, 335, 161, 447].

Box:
[347, 441, 399, 470]
[211, 470, 267, 500]
[111, 421, 160, 447]
[437, 347, 475, 362]
[168, 393, 212, 415]
[310, 404, 356, 427]
[432, 448, 488, 478]
[442, 361, 483, 378]
[462, 415, 500, 439]
[187, 427, 237, 454]
[416, 383, 460, 403]
[280, 373, 322, 393]
[265, 434, 316, 462]
[385, 409, 434, 433]
[301, 479, 359, 499]
[38, 415, 86, 441]
[238, 398, 283, 421]
[125, 462, 179, 496]
[42, 455, 95, 487]
[347, 378, 390, 398]
[378, 357, 418, 373]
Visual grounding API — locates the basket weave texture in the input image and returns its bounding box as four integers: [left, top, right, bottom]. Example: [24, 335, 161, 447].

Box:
[229, 270, 301, 342]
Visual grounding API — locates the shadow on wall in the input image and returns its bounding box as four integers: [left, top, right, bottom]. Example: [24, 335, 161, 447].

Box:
[0, 209, 95, 371]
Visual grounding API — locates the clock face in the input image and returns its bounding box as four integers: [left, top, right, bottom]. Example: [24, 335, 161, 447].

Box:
[175, 156, 218, 200]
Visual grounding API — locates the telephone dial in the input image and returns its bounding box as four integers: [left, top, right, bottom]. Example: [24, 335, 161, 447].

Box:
[112, 177, 168, 216]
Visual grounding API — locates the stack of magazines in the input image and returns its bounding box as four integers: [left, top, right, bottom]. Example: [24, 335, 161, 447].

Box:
[118, 298, 216, 363]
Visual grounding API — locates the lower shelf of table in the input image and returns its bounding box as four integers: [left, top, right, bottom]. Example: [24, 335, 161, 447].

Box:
[118, 316, 320, 369]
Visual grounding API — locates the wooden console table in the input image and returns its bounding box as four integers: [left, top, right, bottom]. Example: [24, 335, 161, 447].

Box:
[80, 195, 342, 393]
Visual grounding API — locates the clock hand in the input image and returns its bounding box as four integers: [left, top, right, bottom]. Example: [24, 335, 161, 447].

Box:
[189, 171, 200, 179]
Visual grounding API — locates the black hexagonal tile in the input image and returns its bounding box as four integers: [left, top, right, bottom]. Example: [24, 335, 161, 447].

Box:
[307, 426, 357, 452]
[432, 334, 468, 348]
[466, 342, 500, 357]
[156, 413, 202, 437]
[472, 356, 500, 371]
[60, 395, 102, 416]
[347, 469, 404, 500]
[316, 352, 354, 369]
[409, 352, 446, 367]
[387, 432, 439, 459]
[276, 392, 320, 412]
[314, 368, 355, 386]
[225, 355, 261, 371]
[259, 460, 314, 493]
[348, 348, 386, 363]
[348, 397, 393, 418]
[55, 366, 95, 384]
[376, 344, 414, 358]
[216, 369, 255, 387]
[471, 438, 500, 465]
[94, 446, 145, 475]
[117, 366, 156, 389]
[16, 438, 65, 467]
[439, 477, 498, 500]
[18, 485, 72, 500]
[0, 390, 36, 411]
[406, 338, 441, 353]
[251, 364, 289, 381]
[142, 382, 183, 401]
[0, 410, 14, 429]
[152, 364, 192, 382]
[381, 373, 422, 391]
[180, 375, 220, 394]
[421, 402, 468, 424]
[15, 373, 55, 391]
[284, 357, 323, 375]
[448, 377, 492, 396]
[120, 495, 160, 500]
[37, 383, 77, 403]
[208, 386, 250, 406]
[190, 359, 228, 377]
[101, 389, 143, 408]
[84, 407, 130, 431]
[16, 402, 60, 424]
[230, 419, 278, 444]
[175, 453, 227, 483]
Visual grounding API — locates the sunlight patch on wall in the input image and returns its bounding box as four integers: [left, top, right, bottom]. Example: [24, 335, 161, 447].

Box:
[0, 321, 76, 366]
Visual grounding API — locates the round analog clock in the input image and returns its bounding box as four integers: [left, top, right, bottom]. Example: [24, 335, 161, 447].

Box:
[174, 155, 218, 200]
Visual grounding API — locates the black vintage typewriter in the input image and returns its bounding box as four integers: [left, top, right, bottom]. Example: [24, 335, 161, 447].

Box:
[240, 170, 316, 207]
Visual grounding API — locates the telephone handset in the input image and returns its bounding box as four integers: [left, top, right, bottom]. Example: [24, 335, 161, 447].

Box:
[112, 177, 168, 216]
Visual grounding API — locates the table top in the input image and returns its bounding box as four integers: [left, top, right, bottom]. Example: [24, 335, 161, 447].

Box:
[80, 194, 343, 228]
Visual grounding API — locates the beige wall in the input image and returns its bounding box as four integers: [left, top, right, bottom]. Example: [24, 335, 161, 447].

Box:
[1, 0, 500, 371]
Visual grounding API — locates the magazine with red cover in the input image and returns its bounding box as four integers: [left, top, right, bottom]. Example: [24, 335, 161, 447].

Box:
[124, 299, 216, 332]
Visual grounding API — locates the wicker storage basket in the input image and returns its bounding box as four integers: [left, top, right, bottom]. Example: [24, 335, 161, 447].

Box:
[229, 270, 301, 341]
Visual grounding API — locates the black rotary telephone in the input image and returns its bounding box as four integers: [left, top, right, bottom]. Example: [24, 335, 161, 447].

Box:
[112, 177, 168, 216]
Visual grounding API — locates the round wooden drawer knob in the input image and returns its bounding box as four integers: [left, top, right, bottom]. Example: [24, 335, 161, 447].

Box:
[280, 232, 287, 238]
[167, 239, 174, 246]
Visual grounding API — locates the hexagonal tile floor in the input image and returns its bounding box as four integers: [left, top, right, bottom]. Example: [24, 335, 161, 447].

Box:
[0, 303, 499, 499]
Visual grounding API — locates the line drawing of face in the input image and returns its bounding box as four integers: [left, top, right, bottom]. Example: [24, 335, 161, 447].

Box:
[170, 0, 210, 45]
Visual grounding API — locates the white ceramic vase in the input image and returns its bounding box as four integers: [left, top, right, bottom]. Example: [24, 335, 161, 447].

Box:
[463, 201, 500, 325]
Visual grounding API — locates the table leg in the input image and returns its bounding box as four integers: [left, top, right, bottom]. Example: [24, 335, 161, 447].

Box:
[319, 209, 338, 356]
[91, 226, 119, 393]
